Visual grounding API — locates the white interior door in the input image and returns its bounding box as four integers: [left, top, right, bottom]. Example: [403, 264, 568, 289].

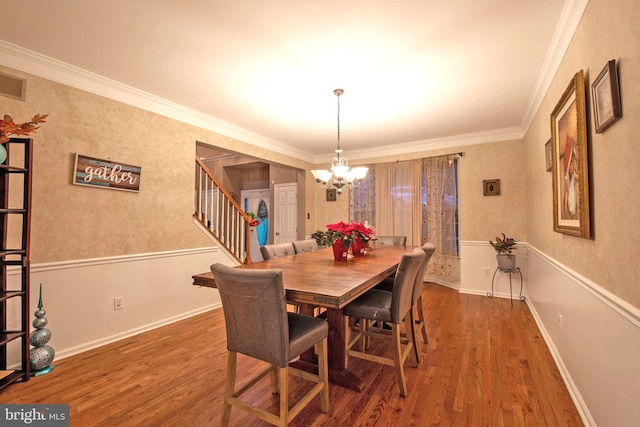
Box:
[273, 183, 297, 243]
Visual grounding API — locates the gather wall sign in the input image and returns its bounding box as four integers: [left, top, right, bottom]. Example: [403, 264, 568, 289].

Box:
[73, 154, 141, 192]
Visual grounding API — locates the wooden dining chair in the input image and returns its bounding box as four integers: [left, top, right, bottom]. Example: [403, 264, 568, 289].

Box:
[374, 243, 436, 362]
[210, 263, 330, 426]
[292, 239, 319, 254]
[342, 248, 426, 396]
[260, 242, 296, 260]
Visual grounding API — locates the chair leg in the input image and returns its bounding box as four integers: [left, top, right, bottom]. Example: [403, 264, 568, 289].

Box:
[404, 316, 418, 368]
[278, 366, 289, 427]
[317, 337, 330, 413]
[270, 364, 278, 394]
[415, 295, 429, 343]
[343, 315, 350, 369]
[360, 319, 368, 352]
[221, 351, 237, 427]
[391, 324, 408, 397]
[409, 306, 421, 364]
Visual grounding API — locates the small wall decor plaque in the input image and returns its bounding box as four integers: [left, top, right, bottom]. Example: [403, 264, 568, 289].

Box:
[73, 154, 141, 192]
[326, 188, 337, 201]
[592, 59, 622, 133]
[483, 179, 500, 196]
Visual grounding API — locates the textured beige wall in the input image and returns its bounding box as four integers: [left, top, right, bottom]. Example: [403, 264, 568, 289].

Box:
[457, 140, 526, 241]
[524, 0, 640, 308]
[0, 65, 311, 263]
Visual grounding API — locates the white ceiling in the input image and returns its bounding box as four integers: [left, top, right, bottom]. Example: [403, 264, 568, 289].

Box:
[0, 0, 585, 162]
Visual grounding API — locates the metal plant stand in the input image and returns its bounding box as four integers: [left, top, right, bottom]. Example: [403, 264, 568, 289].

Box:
[488, 267, 524, 305]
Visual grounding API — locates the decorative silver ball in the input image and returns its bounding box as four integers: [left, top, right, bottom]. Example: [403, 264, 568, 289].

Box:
[32, 317, 48, 329]
[34, 308, 46, 318]
[30, 345, 55, 371]
[30, 328, 52, 347]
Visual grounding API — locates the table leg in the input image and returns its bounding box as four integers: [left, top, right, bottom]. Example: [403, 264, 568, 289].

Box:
[325, 308, 365, 391]
[293, 305, 365, 392]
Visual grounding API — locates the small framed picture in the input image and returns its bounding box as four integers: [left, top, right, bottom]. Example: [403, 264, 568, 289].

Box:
[545, 139, 553, 172]
[592, 59, 622, 133]
[326, 188, 337, 201]
[483, 179, 500, 196]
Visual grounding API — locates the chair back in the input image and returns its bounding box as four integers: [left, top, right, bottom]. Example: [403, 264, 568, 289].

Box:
[375, 235, 407, 246]
[390, 249, 425, 323]
[210, 263, 290, 367]
[412, 243, 436, 302]
[292, 239, 319, 254]
[260, 242, 296, 260]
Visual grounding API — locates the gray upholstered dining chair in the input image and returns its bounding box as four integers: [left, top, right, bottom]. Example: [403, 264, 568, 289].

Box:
[342, 248, 426, 396]
[374, 235, 407, 246]
[260, 242, 296, 260]
[375, 243, 435, 362]
[292, 239, 319, 254]
[210, 263, 330, 426]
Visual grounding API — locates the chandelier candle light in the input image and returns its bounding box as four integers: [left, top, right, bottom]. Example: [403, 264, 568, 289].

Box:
[310, 89, 368, 194]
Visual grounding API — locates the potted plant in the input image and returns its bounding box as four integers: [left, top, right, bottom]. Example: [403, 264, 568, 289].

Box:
[349, 221, 375, 256]
[311, 230, 328, 248]
[320, 221, 375, 260]
[325, 222, 353, 261]
[489, 233, 517, 270]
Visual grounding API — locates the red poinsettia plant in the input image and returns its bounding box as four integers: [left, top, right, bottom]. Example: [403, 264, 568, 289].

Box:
[324, 221, 374, 248]
[0, 113, 49, 144]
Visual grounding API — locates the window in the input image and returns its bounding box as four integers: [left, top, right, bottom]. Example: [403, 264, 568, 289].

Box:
[350, 155, 459, 278]
[351, 170, 375, 226]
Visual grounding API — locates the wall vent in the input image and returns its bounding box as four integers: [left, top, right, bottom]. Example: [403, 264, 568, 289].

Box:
[0, 71, 26, 101]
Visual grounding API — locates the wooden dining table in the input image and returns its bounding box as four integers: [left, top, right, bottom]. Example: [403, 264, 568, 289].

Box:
[192, 244, 412, 391]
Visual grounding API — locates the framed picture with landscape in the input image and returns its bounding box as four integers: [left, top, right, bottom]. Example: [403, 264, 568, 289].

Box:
[550, 70, 591, 238]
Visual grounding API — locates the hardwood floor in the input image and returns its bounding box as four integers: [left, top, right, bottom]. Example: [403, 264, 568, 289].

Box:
[1, 284, 583, 426]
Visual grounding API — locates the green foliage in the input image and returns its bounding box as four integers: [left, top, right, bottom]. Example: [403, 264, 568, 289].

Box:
[489, 233, 517, 254]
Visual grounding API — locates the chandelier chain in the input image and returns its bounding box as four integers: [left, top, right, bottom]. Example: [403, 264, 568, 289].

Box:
[336, 90, 341, 154]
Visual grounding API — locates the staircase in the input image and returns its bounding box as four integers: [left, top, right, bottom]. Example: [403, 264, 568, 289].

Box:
[194, 157, 253, 264]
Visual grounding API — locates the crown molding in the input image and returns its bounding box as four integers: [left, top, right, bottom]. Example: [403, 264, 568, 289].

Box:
[520, 0, 590, 131]
[0, 40, 315, 163]
[314, 126, 525, 164]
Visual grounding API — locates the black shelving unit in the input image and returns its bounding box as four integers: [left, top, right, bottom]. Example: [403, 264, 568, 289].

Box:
[0, 137, 32, 390]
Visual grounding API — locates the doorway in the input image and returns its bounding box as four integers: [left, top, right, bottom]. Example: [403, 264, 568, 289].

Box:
[273, 183, 297, 243]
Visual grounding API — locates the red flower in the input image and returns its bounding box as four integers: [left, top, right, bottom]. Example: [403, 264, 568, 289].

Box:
[324, 221, 375, 248]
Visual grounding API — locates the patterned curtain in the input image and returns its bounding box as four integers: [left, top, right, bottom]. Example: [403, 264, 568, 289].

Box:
[422, 155, 459, 277]
[350, 168, 375, 226]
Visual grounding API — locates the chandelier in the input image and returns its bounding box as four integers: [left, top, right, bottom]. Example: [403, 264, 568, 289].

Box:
[310, 89, 368, 194]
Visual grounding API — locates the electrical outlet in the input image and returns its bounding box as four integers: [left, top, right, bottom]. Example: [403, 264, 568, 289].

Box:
[484, 268, 491, 277]
[114, 296, 124, 311]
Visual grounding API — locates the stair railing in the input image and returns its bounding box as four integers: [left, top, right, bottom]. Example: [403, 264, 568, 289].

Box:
[194, 157, 253, 264]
